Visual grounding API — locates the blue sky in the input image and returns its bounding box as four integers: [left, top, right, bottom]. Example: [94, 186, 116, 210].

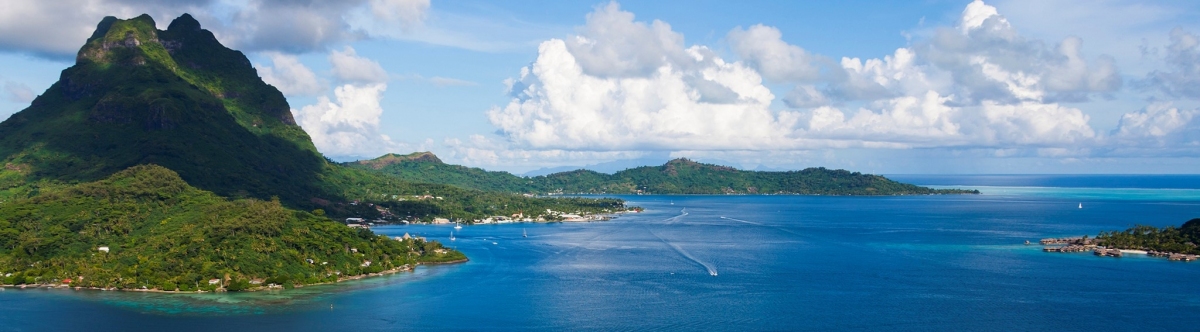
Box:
[1, 0, 1198, 174]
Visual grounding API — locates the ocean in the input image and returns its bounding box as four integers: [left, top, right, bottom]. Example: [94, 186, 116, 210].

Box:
[1, 175, 1198, 331]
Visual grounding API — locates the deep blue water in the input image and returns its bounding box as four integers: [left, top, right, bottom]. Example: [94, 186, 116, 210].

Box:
[890, 174, 1200, 189]
[1, 177, 1199, 331]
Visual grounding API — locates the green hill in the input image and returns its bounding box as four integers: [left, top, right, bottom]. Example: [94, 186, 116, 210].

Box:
[349, 153, 978, 195]
[0, 165, 463, 291]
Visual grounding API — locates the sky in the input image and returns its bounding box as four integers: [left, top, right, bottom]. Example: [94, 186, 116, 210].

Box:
[0, 0, 1199, 175]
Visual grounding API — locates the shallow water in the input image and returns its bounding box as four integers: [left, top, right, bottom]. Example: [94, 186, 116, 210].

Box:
[1, 176, 1199, 331]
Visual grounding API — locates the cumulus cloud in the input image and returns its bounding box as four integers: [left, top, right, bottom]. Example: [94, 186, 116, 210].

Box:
[293, 83, 400, 157]
[330, 46, 389, 84]
[487, 0, 1107, 153]
[0, 0, 430, 58]
[1139, 27, 1200, 99]
[257, 53, 324, 96]
[3, 81, 36, 103]
[488, 34, 788, 150]
[1112, 103, 1199, 146]
[727, 24, 824, 83]
[824, 0, 1121, 105]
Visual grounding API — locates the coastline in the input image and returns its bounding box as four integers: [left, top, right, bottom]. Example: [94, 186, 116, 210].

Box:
[0, 258, 470, 294]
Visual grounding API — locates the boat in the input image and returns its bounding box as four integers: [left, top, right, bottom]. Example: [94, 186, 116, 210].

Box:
[450, 231, 456, 241]
[1078, 203, 1082, 209]
[523, 229, 528, 238]
[454, 222, 462, 230]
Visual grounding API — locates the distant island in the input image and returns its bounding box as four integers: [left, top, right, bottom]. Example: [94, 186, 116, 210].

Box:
[349, 152, 980, 196]
[1040, 218, 1200, 261]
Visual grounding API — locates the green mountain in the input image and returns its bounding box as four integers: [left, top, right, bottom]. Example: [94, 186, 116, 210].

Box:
[0, 14, 325, 206]
[0, 14, 625, 220]
[349, 153, 978, 195]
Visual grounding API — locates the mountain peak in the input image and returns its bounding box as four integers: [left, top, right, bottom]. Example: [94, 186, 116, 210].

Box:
[0, 13, 323, 207]
[168, 13, 202, 32]
[358, 152, 444, 169]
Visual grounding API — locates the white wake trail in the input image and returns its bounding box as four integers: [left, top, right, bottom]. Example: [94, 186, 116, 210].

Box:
[650, 229, 717, 276]
[719, 216, 762, 225]
[663, 208, 688, 224]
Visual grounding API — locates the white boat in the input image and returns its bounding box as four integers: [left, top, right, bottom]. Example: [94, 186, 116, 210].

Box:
[523, 229, 527, 238]
[454, 222, 462, 230]
[1078, 203, 1083, 209]
[450, 231, 456, 241]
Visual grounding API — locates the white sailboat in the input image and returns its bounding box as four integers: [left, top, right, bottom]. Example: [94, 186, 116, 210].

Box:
[523, 228, 528, 238]
[450, 231, 456, 241]
[454, 221, 462, 230]
[1078, 203, 1083, 209]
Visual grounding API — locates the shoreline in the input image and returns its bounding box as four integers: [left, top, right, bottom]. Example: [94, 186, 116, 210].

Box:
[0, 258, 469, 294]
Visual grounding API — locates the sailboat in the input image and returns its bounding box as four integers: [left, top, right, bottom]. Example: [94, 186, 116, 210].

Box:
[454, 221, 462, 230]
[450, 231, 456, 241]
[523, 228, 528, 238]
[1078, 203, 1083, 209]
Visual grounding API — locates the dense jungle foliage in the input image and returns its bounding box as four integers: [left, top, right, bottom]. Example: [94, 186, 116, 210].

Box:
[0, 165, 465, 291]
[1095, 219, 1200, 254]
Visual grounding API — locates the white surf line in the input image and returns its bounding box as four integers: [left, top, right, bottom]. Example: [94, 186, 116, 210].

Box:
[649, 229, 717, 276]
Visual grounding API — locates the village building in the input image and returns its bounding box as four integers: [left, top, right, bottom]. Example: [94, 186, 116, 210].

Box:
[97, 246, 109, 253]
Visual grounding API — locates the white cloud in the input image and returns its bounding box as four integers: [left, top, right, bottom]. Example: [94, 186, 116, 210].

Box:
[562, 2, 691, 78]
[1139, 27, 1200, 99]
[329, 46, 389, 84]
[3, 81, 35, 103]
[1113, 103, 1199, 144]
[488, 36, 788, 150]
[0, 0, 431, 58]
[727, 24, 823, 83]
[827, 0, 1121, 105]
[367, 0, 429, 30]
[487, 0, 1107, 153]
[257, 53, 324, 96]
[293, 83, 400, 157]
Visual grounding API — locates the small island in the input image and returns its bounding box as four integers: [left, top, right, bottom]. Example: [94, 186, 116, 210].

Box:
[1038, 218, 1200, 262]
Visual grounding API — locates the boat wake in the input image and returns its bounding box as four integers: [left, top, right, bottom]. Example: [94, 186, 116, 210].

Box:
[650, 230, 717, 276]
[719, 216, 762, 225]
[663, 209, 688, 224]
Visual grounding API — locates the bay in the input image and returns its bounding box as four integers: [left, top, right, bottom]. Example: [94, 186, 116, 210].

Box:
[1, 176, 1199, 331]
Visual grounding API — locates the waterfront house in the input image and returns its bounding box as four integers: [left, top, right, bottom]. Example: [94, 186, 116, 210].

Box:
[346, 217, 365, 223]
[433, 218, 450, 224]
[208, 279, 220, 285]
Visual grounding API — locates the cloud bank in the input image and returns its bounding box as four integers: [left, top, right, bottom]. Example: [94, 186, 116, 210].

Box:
[487, 1, 1125, 156]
